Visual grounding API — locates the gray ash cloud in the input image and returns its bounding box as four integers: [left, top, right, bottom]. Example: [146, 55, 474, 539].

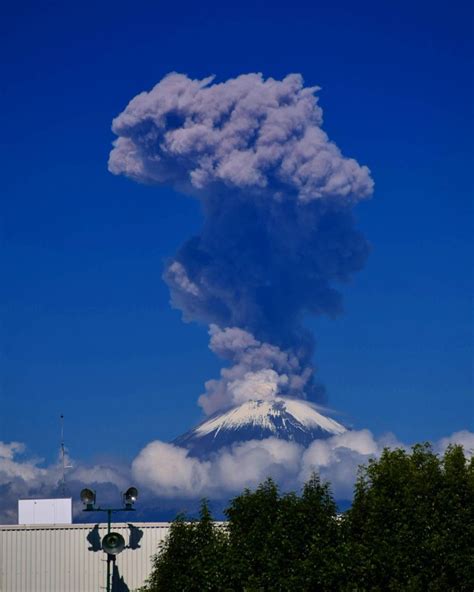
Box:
[109, 72, 373, 413]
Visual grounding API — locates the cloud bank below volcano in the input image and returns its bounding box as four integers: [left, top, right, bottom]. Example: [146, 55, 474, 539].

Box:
[1, 430, 473, 523]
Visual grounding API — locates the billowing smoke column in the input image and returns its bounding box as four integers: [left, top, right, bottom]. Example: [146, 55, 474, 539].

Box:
[109, 73, 374, 414]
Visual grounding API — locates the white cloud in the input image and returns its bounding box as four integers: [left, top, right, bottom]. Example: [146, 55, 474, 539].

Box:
[132, 441, 210, 498]
[131, 429, 474, 502]
[0, 441, 26, 460]
[2, 428, 471, 523]
[212, 438, 302, 492]
[435, 430, 474, 456]
[131, 437, 303, 498]
[0, 443, 127, 524]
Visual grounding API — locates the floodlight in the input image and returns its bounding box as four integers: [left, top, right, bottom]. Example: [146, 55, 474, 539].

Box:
[102, 532, 126, 556]
[80, 488, 96, 510]
[123, 486, 138, 509]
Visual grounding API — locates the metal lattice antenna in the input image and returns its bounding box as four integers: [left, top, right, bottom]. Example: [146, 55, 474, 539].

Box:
[60, 414, 72, 496]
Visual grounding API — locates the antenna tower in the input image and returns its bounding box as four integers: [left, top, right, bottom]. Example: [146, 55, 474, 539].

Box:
[60, 414, 71, 496]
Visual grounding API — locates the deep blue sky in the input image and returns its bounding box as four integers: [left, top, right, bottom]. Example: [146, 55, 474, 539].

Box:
[2, 0, 472, 465]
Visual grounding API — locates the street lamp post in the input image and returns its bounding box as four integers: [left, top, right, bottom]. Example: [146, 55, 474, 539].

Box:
[80, 487, 139, 592]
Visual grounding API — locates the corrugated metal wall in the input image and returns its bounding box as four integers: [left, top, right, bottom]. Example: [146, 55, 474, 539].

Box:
[0, 522, 170, 592]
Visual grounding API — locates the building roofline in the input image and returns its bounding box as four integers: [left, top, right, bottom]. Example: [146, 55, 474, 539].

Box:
[0, 522, 173, 531]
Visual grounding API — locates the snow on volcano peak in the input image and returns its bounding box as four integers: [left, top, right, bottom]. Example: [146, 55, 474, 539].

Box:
[173, 397, 346, 458]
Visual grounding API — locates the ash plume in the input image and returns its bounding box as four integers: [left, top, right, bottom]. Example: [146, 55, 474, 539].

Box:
[109, 72, 374, 413]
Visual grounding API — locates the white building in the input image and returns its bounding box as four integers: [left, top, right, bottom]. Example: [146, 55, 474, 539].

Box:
[18, 498, 72, 526]
[0, 521, 171, 592]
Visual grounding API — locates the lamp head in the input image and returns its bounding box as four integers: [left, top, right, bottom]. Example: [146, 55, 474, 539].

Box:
[123, 486, 138, 509]
[102, 532, 126, 556]
[80, 488, 96, 510]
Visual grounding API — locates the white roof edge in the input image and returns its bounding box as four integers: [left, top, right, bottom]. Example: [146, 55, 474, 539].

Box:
[0, 521, 176, 530]
[18, 497, 72, 501]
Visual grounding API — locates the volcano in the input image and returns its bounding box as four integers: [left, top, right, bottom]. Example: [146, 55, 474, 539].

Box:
[173, 398, 347, 458]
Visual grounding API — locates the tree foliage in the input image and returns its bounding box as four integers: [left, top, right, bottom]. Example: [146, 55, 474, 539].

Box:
[139, 500, 228, 592]
[346, 443, 474, 591]
[140, 444, 474, 592]
[224, 475, 341, 591]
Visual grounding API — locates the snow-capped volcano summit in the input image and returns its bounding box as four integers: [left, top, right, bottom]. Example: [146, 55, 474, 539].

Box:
[173, 398, 346, 458]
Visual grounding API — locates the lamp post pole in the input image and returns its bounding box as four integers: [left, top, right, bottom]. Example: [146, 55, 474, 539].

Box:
[107, 509, 112, 592]
[80, 488, 138, 592]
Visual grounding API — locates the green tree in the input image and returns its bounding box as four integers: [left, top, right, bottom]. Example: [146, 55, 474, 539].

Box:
[297, 474, 343, 590]
[139, 500, 228, 592]
[224, 476, 341, 591]
[224, 478, 282, 591]
[345, 443, 474, 591]
[435, 445, 474, 589]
